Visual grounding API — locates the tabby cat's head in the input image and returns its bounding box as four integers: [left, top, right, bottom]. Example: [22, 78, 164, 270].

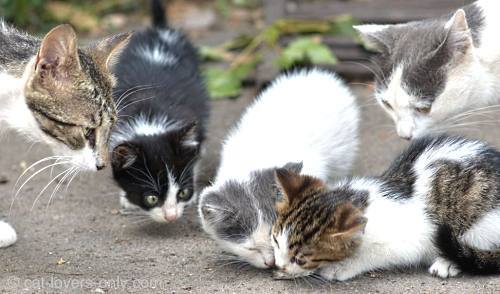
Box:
[271, 169, 367, 278]
[24, 24, 130, 170]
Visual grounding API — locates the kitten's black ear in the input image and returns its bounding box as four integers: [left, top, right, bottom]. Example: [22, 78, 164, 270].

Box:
[112, 143, 138, 170]
[445, 9, 473, 53]
[353, 24, 394, 52]
[329, 202, 367, 241]
[87, 32, 132, 71]
[282, 162, 303, 174]
[36, 24, 80, 80]
[176, 122, 199, 148]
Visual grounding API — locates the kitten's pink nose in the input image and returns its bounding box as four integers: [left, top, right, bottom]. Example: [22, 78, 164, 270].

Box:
[165, 213, 177, 222]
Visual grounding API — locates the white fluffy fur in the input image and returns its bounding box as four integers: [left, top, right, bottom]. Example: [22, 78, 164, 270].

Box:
[0, 220, 17, 248]
[200, 69, 360, 268]
[358, 0, 500, 139]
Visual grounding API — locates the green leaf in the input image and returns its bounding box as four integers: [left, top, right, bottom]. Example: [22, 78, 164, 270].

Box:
[263, 26, 281, 47]
[331, 15, 359, 37]
[199, 46, 227, 62]
[203, 68, 242, 99]
[277, 37, 336, 69]
[232, 55, 260, 79]
[306, 44, 337, 65]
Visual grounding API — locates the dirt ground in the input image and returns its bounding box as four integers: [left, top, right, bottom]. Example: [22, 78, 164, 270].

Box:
[1, 85, 500, 293]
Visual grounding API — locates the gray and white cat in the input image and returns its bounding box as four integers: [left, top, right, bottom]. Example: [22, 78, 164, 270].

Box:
[0, 21, 129, 248]
[355, 0, 500, 139]
[198, 69, 359, 269]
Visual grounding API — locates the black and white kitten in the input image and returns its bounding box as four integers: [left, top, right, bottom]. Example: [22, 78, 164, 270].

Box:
[110, 0, 209, 222]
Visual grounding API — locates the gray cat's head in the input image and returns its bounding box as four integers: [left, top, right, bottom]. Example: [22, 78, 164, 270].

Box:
[198, 162, 302, 269]
[23, 25, 130, 170]
[355, 7, 484, 139]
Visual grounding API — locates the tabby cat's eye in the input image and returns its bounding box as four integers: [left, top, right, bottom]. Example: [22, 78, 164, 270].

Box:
[295, 258, 306, 266]
[381, 100, 393, 110]
[177, 188, 190, 200]
[415, 107, 431, 114]
[145, 195, 159, 207]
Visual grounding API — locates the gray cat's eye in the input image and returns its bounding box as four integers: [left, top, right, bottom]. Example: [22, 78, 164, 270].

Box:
[145, 195, 159, 207]
[177, 188, 190, 199]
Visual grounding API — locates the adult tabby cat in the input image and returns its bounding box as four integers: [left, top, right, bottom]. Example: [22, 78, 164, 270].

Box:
[0, 21, 130, 247]
[355, 1, 500, 139]
[272, 135, 500, 281]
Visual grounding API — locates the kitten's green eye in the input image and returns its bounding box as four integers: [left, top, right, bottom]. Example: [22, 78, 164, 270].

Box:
[145, 195, 159, 207]
[415, 107, 431, 114]
[83, 128, 92, 138]
[381, 100, 393, 110]
[177, 188, 190, 200]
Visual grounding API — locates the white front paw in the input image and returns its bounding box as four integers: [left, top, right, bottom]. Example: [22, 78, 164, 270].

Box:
[429, 257, 461, 278]
[0, 221, 17, 248]
[119, 193, 139, 211]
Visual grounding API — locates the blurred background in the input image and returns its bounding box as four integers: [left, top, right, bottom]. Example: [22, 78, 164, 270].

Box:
[0, 0, 471, 100]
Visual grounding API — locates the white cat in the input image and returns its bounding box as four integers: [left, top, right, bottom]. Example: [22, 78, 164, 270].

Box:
[355, 0, 500, 139]
[199, 69, 360, 269]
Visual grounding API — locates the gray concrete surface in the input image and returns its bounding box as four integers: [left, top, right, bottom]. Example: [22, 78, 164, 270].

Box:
[1, 85, 500, 293]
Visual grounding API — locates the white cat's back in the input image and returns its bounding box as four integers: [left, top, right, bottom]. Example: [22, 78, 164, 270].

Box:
[215, 69, 359, 183]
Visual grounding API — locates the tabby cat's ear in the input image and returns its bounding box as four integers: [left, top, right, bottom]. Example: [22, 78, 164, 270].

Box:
[88, 32, 132, 71]
[274, 169, 323, 208]
[112, 143, 138, 170]
[329, 202, 367, 241]
[445, 9, 473, 53]
[353, 24, 394, 52]
[36, 24, 80, 80]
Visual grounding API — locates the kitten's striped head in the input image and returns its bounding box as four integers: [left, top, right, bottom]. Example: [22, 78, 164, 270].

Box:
[272, 169, 367, 278]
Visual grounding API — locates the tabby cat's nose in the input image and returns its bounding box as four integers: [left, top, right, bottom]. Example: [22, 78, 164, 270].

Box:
[96, 163, 106, 170]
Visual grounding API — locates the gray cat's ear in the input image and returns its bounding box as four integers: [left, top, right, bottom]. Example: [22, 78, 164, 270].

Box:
[88, 32, 132, 71]
[445, 9, 473, 53]
[200, 204, 225, 221]
[282, 162, 303, 174]
[112, 143, 138, 170]
[353, 24, 394, 52]
[36, 24, 80, 80]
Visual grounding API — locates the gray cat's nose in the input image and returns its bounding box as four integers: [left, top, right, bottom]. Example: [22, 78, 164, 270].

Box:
[265, 259, 275, 268]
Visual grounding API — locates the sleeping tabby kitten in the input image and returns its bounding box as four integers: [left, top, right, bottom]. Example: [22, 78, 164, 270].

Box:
[0, 21, 129, 247]
[355, 0, 500, 139]
[272, 135, 500, 281]
[199, 69, 359, 269]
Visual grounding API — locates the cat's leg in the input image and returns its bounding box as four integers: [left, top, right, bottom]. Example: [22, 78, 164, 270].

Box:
[318, 253, 384, 281]
[428, 257, 461, 278]
[0, 220, 17, 248]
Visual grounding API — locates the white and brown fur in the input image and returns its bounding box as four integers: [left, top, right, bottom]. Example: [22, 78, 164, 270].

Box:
[272, 135, 500, 281]
[355, 1, 500, 139]
[199, 69, 359, 269]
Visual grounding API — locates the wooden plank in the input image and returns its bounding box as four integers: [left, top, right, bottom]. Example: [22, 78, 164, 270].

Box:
[285, 0, 475, 23]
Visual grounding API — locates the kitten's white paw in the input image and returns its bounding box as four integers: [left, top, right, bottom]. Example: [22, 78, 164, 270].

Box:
[0, 221, 17, 248]
[119, 192, 139, 210]
[429, 257, 461, 278]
